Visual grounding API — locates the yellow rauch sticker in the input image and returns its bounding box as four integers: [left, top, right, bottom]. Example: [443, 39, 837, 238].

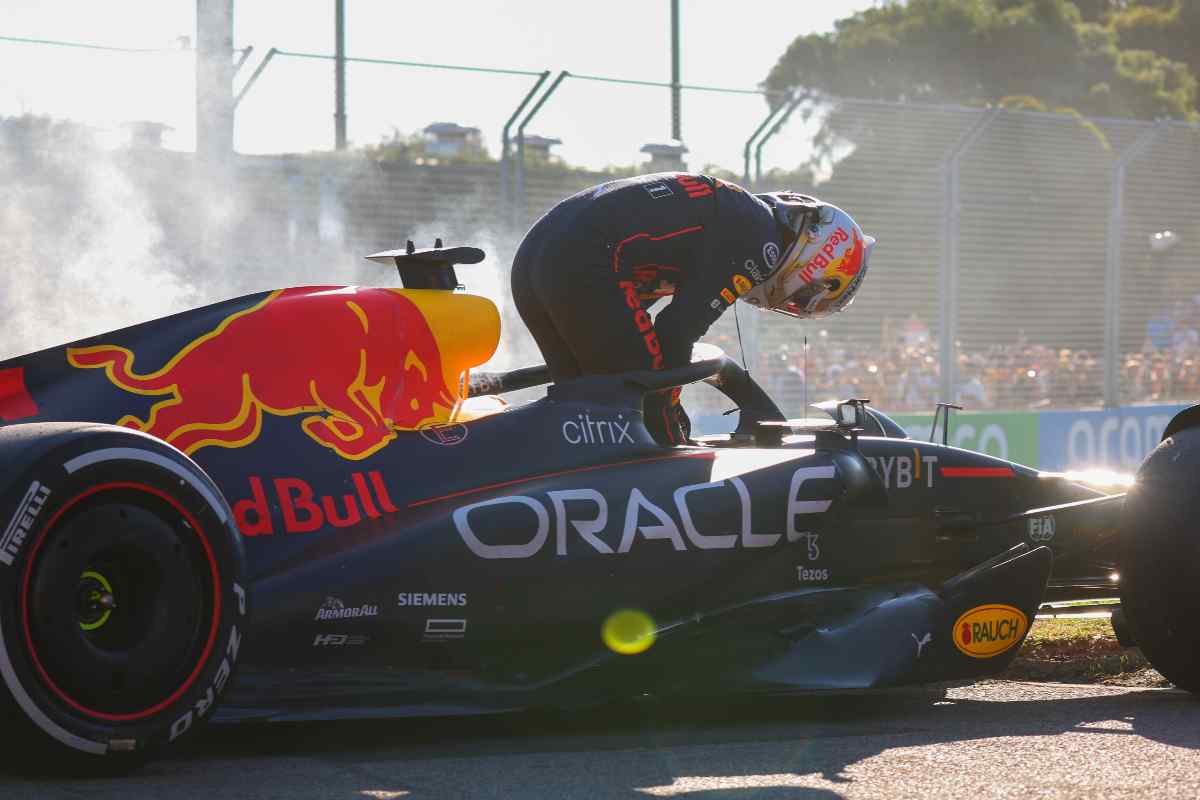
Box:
[952, 604, 1028, 658]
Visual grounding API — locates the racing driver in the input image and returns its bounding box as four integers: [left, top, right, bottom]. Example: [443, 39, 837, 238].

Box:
[511, 172, 875, 446]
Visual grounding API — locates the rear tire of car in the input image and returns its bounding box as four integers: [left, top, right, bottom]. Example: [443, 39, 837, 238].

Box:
[0, 422, 247, 774]
[1118, 424, 1200, 692]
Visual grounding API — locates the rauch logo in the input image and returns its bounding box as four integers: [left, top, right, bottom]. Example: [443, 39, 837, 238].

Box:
[952, 604, 1028, 658]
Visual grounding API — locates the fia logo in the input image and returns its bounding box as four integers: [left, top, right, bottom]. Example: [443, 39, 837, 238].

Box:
[1028, 515, 1056, 542]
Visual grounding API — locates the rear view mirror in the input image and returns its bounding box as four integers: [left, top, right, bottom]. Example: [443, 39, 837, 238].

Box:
[837, 402, 859, 427]
[835, 398, 872, 430]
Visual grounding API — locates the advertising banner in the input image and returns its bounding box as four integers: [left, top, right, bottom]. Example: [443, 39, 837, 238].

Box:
[889, 411, 1040, 467]
[1038, 404, 1187, 472]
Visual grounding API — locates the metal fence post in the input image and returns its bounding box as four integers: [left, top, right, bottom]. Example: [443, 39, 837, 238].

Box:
[500, 71, 551, 230]
[232, 45, 254, 76]
[1104, 120, 1168, 408]
[196, 0, 235, 167]
[743, 97, 790, 186]
[514, 70, 569, 229]
[234, 47, 278, 107]
[754, 93, 805, 185]
[938, 107, 1000, 403]
[334, 0, 346, 151]
[670, 0, 681, 142]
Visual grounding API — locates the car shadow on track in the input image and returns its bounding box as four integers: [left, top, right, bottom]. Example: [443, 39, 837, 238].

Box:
[3, 682, 1198, 799]
[186, 683, 1200, 789]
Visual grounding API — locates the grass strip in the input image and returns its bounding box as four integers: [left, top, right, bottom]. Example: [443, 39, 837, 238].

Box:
[1004, 616, 1169, 686]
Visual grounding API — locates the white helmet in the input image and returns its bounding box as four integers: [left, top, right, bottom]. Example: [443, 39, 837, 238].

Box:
[744, 193, 875, 319]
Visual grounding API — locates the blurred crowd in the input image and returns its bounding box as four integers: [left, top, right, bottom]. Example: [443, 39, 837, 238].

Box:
[695, 311, 1200, 417]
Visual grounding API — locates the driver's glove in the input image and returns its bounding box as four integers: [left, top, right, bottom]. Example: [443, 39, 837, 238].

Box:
[645, 387, 689, 446]
[675, 399, 692, 442]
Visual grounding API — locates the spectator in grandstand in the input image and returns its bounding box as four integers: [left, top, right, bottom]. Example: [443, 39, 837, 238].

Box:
[956, 355, 989, 408]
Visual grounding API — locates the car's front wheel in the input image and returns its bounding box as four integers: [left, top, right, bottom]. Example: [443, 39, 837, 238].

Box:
[1119, 422, 1200, 692]
[0, 423, 247, 774]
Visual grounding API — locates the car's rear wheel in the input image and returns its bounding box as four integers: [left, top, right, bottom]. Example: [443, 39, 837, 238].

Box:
[0, 423, 247, 774]
[1118, 424, 1200, 692]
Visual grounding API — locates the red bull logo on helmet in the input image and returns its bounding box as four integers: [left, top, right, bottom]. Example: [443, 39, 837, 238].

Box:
[797, 227, 851, 285]
[68, 287, 496, 461]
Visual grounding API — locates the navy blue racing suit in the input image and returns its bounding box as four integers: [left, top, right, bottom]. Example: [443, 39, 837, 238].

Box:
[511, 172, 784, 446]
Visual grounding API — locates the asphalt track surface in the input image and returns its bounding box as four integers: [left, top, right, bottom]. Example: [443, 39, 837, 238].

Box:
[3, 680, 1200, 799]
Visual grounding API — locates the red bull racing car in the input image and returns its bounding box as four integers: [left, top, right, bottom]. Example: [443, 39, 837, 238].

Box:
[0, 244, 1197, 771]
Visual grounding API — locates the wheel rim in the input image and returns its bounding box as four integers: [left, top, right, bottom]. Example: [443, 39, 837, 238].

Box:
[22, 483, 221, 721]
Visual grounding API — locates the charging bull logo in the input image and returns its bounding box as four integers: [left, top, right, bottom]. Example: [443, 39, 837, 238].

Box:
[68, 287, 460, 461]
[825, 229, 865, 298]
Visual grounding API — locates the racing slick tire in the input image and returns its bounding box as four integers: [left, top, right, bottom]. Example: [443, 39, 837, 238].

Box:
[0, 422, 247, 773]
[1118, 424, 1200, 693]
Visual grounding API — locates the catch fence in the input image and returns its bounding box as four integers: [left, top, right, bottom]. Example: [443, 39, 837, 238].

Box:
[736, 101, 1200, 420]
[4, 97, 1199, 423]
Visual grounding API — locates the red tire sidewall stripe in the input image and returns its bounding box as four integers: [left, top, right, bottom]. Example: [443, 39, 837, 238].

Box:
[19, 481, 223, 723]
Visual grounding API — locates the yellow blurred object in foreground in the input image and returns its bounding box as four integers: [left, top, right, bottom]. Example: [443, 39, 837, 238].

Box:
[602, 609, 657, 655]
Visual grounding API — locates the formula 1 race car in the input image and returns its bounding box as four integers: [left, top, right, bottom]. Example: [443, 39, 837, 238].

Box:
[0, 244, 1197, 771]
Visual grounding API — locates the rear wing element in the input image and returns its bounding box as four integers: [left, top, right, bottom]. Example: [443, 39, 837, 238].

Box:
[366, 239, 485, 290]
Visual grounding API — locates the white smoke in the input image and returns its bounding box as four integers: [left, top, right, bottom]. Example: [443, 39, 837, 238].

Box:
[0, 135, 198, 358]
[0, 120, 544, 379]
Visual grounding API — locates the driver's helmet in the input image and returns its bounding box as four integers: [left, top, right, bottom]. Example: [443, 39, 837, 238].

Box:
[744, 193, 875, 319]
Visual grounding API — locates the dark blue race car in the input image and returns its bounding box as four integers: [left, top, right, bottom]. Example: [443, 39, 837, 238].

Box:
[0, 244, 1196, 772]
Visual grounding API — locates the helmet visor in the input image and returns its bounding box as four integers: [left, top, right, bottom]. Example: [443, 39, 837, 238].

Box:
[775, 281, 835, 318]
